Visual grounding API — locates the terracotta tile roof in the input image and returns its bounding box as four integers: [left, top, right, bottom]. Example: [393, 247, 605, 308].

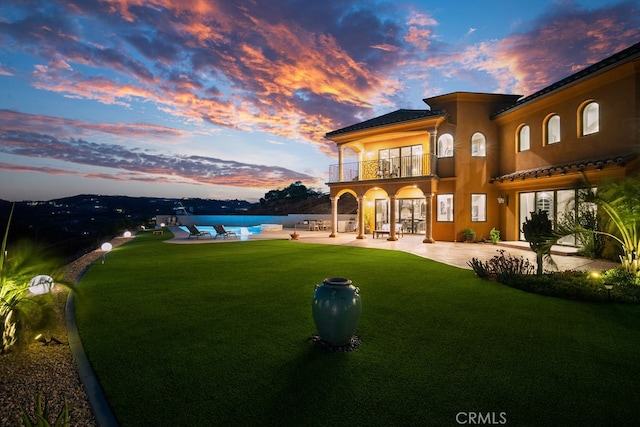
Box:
[492, 41, 640, 118]
[489, 153, 637, 183]
[325, 109, 445, 137]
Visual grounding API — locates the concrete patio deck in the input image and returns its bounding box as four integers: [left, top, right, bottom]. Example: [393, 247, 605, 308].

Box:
[166, 226, 618, 272]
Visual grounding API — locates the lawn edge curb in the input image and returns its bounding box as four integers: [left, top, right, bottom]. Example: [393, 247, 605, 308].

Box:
[66, 290, 119, 427]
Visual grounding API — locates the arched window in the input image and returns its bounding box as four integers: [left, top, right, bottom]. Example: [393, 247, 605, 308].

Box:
[437, 134, 454, 158]
[471, 132, 486, 157]
[518, 125, 530, 151]
[546, 114, 560, 144]
[582, 102, 599, 135]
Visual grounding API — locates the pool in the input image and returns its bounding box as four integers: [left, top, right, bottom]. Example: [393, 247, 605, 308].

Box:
[180, 224, 282, 239]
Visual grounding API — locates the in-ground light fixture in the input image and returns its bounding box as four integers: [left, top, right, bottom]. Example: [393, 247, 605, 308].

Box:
[28, 275, 54, 295]
[101, 242, 113, 264]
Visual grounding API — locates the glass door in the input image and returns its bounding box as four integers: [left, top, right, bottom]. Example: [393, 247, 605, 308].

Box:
[397, 199, 426, 234]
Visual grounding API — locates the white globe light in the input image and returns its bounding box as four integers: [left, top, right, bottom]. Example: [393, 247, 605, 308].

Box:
[29, 275, 54, 295]
[101, 242, 113, 252]
[123, 231, 132, 238]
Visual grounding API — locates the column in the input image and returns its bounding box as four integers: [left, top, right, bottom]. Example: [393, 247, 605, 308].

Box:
[338, 145, 344, 182]
[423, 192, 435, 243]
[357, 196, 366, 239]
[387, 195, 398, 241]
[428, 129, 437, 176]
[330, 196, 338, 238]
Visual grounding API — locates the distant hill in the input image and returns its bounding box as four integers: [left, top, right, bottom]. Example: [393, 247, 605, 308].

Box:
[246, 193, 357, 215]
[0, 192, 357, 262]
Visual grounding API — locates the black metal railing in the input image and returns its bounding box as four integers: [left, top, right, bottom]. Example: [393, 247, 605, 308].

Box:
[328, 154, 435, 183]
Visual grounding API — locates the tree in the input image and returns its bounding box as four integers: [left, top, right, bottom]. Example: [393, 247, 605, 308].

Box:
[552, 175, 640, 277]
[556, 188, 606, 258]
[522, 209, 554, 275]
[588, 177, 639, 275]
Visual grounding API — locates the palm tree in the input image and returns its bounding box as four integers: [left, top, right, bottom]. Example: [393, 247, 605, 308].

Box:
[593, 177, 640, 275]
[522, 209, 554, 275]
[553, 176, 640, 276]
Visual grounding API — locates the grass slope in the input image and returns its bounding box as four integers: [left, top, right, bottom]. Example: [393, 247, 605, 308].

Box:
[75, 232, 640, 426]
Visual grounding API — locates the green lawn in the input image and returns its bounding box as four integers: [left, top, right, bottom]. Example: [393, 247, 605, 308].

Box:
[75, 231, 640, 426]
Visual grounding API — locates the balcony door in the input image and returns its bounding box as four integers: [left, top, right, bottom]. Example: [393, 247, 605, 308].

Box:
[379, 145, 422, 178]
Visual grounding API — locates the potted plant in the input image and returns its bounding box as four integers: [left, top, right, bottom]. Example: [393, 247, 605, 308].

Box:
[490, 227, 500, 244]
[290, 224, 300, 240]
[463, 228, 476, 242]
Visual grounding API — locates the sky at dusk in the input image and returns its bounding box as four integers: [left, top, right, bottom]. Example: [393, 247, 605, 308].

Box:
[1, 0, 639, 202]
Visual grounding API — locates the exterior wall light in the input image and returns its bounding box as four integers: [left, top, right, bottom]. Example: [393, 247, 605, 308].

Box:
[497, 194, 509, 205]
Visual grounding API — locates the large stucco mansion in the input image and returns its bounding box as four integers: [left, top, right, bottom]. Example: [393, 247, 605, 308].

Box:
[325, 41, 640, 243]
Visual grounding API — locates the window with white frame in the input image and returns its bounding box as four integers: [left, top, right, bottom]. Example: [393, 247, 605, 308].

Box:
[471, 132, 486, 157]
[436, 194, 453, 221]
[518, 125, 530, 151]
[471, 194, 486, 222]
[547, 114, 560, 144]
[582, 102, 599, 135]
[437, 134, 454, 158]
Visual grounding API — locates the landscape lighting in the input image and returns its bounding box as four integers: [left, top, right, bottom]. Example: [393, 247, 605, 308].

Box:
[28, 275, 54, 295]
[101, 242, 113, 264]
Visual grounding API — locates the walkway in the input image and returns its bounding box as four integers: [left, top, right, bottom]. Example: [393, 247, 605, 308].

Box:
[167, 227, 618, 272]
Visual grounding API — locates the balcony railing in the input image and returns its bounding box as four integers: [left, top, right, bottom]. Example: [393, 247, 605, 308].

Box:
[328, 154, 436, 183]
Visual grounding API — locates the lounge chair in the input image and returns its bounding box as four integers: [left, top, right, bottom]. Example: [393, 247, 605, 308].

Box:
[214, 225, 238, 239]
[186, 225, 212, 239]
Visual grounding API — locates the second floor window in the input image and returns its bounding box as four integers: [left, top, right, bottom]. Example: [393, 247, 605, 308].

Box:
[582, 101, 599, 136]
[437, 134, 454, 158]
[518, 125, 530, 151]
[471, 132, 486, 157]
[546, 114, 560, 144]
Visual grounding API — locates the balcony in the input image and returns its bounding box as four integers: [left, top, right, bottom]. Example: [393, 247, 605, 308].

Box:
[328, 153, 436, 183]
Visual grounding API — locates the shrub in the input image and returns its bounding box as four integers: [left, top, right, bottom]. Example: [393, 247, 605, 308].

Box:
[468, 249, 535, 279]
[19, 392, 70, 427]
[496, 270, 640, 303]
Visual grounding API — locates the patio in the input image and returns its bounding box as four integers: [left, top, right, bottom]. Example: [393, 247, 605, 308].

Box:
[167, 226, 618, 272]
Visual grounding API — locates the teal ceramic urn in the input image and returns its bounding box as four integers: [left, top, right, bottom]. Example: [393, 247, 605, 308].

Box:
[312, 278, 362, 346]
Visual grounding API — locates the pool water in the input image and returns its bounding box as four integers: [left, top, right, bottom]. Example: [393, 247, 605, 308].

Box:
[180, 225, 263, 237]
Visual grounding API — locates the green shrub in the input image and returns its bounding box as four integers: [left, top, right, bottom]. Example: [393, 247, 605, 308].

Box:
[19, 392, 70, 427]
[468, 249, 535, 279]
[497, 270, 640, 303]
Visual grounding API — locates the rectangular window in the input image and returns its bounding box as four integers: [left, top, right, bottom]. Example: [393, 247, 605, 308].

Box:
[471, 194, 486, 222]
[436, 194, 453, 222]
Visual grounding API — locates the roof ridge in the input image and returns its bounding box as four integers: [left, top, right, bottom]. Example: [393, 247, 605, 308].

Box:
[492, 41, 640, 117]
[325, 108, 444, 137]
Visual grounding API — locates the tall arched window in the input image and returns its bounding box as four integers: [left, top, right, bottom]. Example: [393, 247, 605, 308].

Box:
[546, 114, 560, 144]
[437, 134, 454, 158]
[582, 102, 599, 135]
[518, 125, 530, 151]
[471, 132, 486, 157]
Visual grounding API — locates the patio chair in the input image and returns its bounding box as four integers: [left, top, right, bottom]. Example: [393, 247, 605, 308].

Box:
[186, 225, 212, 239]
[214, 225, 238, 239]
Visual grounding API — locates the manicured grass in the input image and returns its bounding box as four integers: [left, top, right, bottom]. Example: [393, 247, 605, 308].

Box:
[75, 231, 640, 425]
